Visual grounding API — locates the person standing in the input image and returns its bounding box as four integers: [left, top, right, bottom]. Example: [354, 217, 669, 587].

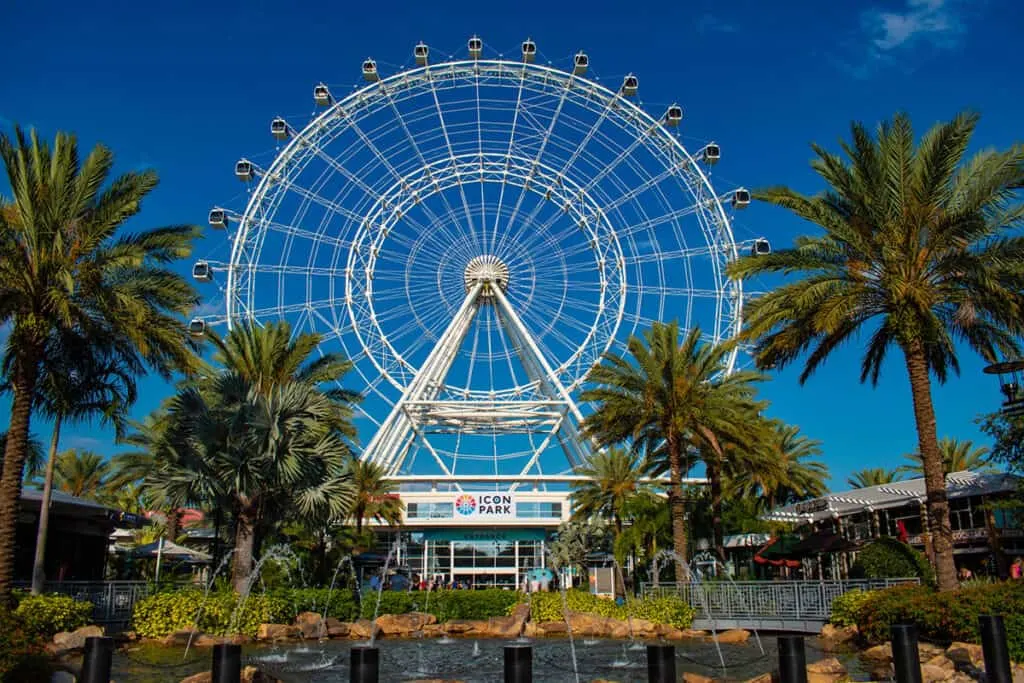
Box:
[1011, 557, 1023, 580]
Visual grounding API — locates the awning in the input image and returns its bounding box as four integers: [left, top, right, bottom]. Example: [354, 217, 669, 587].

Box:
[789, 531, 859, 556]
[753, 536, 802, 568]
[129, 540, 211, 564]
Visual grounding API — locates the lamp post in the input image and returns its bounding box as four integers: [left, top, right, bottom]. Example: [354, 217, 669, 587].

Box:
[983, 359, 1024, 416]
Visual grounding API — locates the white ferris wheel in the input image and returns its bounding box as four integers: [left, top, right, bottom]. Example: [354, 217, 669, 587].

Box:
[194, 38, 765, 490]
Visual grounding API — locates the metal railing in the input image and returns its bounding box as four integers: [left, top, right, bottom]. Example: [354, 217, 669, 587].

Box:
[642, 578, 919, 629]
[16, 580, 191, 626]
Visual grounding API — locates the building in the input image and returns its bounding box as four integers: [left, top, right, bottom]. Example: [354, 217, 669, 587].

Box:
[761, 471, 1024, 575]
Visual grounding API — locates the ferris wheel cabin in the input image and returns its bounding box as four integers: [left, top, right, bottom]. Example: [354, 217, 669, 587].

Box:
[752, 238, 772, 256]
[572, 52, 588, 75]
[621, 74, 638, 97]
[414, 42, 429, 66]
[468, 36, 482, 59]
[702, 143, 721, 165]
[192, 261, 212, 282]
[270, 118, 289, 140]
[665, 105, 683, 127]
[208, 208, 227, 229]
[521, 39, 537, 63]
[732, 188, 751, 209]
[188, 318, 206, 337]
[313, 83, 332, 107]
[362, 59, 379, 82]
[234, 159, 254, 182]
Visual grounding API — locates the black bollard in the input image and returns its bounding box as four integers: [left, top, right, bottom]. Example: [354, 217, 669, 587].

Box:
[979, 615, 1013, 683]
[646, 644, 676, 683]
[80, 636, 114, 683]
[891, 624, 923, 683]
[778, 635, 808, 683]
[504, 644, 532, 683]
[212, 643, 242, 683]
[351, 644, 380, 683]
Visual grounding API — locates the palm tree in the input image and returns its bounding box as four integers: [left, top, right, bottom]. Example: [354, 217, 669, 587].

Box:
[19, 329, 135, 593]
[613, 494, 671, 575]
[581, 322, 766, 581]
[848, 468, 900, 489]
[726, 112, 1024, 591]
[0, 126, 200, 595]
[50, 450, 112, 499]
[899, 437, 995, 477]
[729, 421, 828, 511]
[162, 376, 355, 591]
[571, 447, 652, 533]
[0, 431, 43, 481]
[348, 459, 403, 537]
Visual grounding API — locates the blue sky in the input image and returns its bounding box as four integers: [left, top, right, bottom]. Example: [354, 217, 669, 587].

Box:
[1, 0, 1022, 489]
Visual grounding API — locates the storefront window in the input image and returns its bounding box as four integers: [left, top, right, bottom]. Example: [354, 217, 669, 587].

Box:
[516, 502, 561, 518]
[406, 502, 453, 519]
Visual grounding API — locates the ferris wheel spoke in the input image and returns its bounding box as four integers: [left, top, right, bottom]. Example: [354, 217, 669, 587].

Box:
[487, 62, 530, 255]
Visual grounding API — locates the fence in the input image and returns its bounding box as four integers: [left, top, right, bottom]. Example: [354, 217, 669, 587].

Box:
[16, 580, 190, 626]
[641, 578, 920, 632]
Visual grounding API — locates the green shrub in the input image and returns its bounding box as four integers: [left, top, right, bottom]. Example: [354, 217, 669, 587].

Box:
[358, 589, 520, 621]
[131, 590, 291, 638]
[829, 589, 873, 627]
[0, 609, 51, 682]
[13, 593, 93, 638]
[850, 538, 935, 585]
[855, 582, 1024, 663]
[272, 587, 359, 621]
[524, 590, 695, 629]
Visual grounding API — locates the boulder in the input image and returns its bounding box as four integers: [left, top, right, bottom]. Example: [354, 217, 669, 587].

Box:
[627, 618, 658, 638]
[1013, 664, 1024, 683]
[539, 621, 568, 635]
[565, 611, 610, 637]
[681, 629, 709, 639]
[946, 642, 984, 670]
[522, 622, 543, 638]
[423, 623, 447, 638]
[243, 666, 280, 683]
[376, 612, 436, 636]
[193, 634, 223, 648]
[716, 629, 751, 644]
[819, 624, 858, 650]
[256, 623, 299, 641]
[510, 603, 531, 623]
[295, 611, 326, 639]
[52, 625, 105, 653]
[487, 616, 524, 639]
[683, 673, 715, 683]
[918, 642, 947, 661]
[807, 657, 847, 683]
[180, 673, 212, 683]
[861, 642, 893, 664]
[607, 619, 631, 639]
[349, 619, 379, 640]
[745, 674, 774, 683]
[442, 619, 488, 636]
[920, 664, 955, 683]
[162, 629, 202, 647]
[325, 617, 349, 638]
[659, 626, 686, 640]
[925, 655, 955, 671]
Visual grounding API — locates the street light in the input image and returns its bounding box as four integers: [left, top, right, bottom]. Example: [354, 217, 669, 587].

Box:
[983, 359, 1024, 416]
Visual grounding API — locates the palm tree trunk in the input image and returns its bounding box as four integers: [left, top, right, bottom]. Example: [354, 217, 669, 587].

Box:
[31, 414, 63, 595]
[903, 343, 957, 592]
[231, 502, 258, 593]
[165, 508, 181, 543]
[667, 436, 689, 588]
[709, 456, 725, 563]
[0, 358, 40, 600]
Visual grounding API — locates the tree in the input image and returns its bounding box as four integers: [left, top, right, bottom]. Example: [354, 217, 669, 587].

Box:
[547, 519, 610, 576]
[0, 431, 43, 481]
[0, 126, 200, 596]
[613, 494, 671, 572]
[848, 467, 900, 489]
[581, 322, 766, 582]
[726, 112, 1024, 591]
[16, 329, 135, 593]
[161, 376, 356, 592]
[571, 447, 652, 533]
[50, 450, 112, 499]
[979, 409, 1024, 473]
[348, 459, 403, 537]
[898, 437, 995, 477]
[729, 421, 828, 510]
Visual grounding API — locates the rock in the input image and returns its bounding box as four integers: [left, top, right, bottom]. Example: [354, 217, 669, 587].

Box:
[681, 629, 709, 639]
[423, 623, 447, 638]
[659, 626, 686, 640]
[376, 612, 437, 636]
[121, 631, 139, 641]
[627, 618, 658, 638]
[921, 664, 955, 683]
[1013, 664, 1024, 683]
[193, 635, 222, 648]
[946, 642, 984, 669]
[949, 674, 977, 683]
[683, 673, 715, 683]
[565, 611, 610, 637]
[242, 666, 280, 683]
[52, 625, 105, 653]
[295, 611, 327, 639]
[918, 642, 947, 661]
[925, 655, 955, 671]
[807, 657, 847, 683]
[745, 674, 774, 683]
[162, 629, 202, 647]
[256, 623, 299, 641]
[716, 629, 751, 644]
[607, 619, 631, 639]
[510, 603, 531, 622]
[522, 622, 543, 638]
[819, 624, 858, 650]
[179, 673, 212, 683]
[487, 616, 524, 638]
[539, 621, 568, 635]
[49, 672, 76, 683]
[325, 617, 349, 638]
[349, 619, 379, 640]
[862, 642, 893, 664]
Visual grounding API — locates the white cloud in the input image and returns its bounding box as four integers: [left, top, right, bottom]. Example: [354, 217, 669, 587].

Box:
[696, 13, 739, 35]
[863, 0, 962, 52]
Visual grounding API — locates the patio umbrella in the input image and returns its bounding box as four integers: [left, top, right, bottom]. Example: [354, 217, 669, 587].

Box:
[753, 535, 802, 568]
[790, 531, 859, 556]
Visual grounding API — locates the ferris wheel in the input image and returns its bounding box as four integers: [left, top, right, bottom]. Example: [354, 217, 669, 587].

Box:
[195, 38, 763, 488]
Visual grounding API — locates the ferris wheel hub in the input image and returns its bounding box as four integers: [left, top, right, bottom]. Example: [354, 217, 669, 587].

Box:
[464, 255, 510, 301]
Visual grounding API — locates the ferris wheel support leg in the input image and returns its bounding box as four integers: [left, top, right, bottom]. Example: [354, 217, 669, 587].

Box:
[362, 282, 485, 474]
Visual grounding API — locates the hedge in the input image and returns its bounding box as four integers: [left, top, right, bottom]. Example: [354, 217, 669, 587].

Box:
[13, 592, 93, 638]
[359, 589, 521, 621]
[849, 582, 1024, 663]
[525, 590, 696, 629]
[0, 609, 51, 682]
[850, 538, 935, 586]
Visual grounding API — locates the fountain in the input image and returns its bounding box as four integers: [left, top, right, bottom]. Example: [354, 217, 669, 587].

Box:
[367, 540, 398, 647]
[651, 548, 727, 673]
[183, 550, 235, 660]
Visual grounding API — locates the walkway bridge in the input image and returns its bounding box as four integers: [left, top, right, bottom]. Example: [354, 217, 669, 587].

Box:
[642, 579, 919, 633]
